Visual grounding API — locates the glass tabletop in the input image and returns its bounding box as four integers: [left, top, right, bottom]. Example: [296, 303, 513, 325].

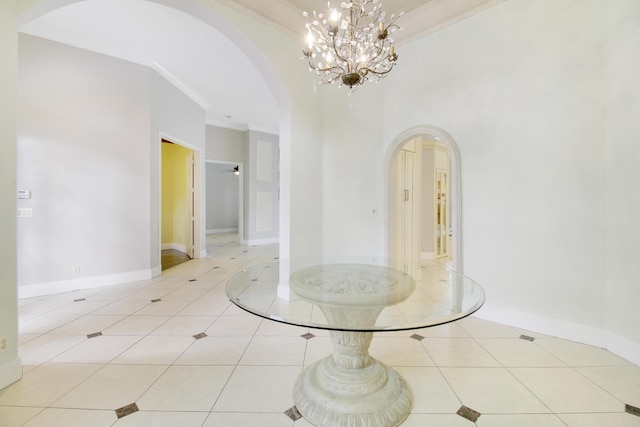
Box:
[225, 257, 485, 332]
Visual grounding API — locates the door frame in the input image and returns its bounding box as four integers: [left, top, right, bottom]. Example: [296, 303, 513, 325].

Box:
[384, 125, 463, 273]
[159, 133, 202, 264]
[205, 159, 244, 243]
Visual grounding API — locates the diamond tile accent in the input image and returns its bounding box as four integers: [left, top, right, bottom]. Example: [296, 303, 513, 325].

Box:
[520, 334, 535, 342]
[74, 298, 86, 302]
[410, 334, 425, 341]
[87, 332, 103, 339]
[189, 279, 197, 282]
[301, 333, 316, 340]
[627, 404, 640, 417]
[193, 332, 208, 340]
[115, 402, 139, 419]
[457, 405, 481, 422]
[284, 406, 302, 421]
[150, 298, 161, 303]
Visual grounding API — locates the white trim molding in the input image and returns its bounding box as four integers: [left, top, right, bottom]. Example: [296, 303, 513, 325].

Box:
[161, 243, 188, 252]
[474, 304, 640, 366]
[18, 269, 154, 299]
[240, 237, 279, 246]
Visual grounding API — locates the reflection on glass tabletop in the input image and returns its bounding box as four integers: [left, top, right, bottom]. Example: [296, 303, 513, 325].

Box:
[226, 257, 485, 332]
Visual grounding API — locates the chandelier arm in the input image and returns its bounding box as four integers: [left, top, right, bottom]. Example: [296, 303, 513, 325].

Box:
[331, 31, 351, 70]
[307, 56, 345, 75]
[360, 66, 395, 78]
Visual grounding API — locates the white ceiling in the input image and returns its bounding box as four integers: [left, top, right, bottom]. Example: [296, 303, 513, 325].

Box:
[19, 0, 505, 134]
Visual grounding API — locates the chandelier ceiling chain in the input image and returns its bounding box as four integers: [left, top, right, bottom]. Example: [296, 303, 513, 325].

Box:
[302, 0, 403, 91]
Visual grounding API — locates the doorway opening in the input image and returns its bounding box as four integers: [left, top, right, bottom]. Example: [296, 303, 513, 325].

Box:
[205, 160, 244, 246]
[161, 137, 201, 270]
[385, 126, 462, 276]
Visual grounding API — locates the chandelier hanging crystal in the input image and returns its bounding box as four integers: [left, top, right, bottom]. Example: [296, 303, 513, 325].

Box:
[302, 0, 403, 90]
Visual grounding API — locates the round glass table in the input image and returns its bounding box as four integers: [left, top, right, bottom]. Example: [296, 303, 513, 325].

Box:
[226, 257, 485, 427]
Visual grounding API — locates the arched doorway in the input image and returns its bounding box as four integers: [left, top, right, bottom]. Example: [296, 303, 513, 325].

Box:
[16, 0, 291, 263]
[385, 126, 463, 274]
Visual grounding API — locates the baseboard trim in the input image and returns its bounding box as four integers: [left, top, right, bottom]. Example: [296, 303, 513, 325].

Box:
[161, 243, 187, 252]
[18, 269, 154, 299]
[0, 357, 22, 391]
[240, 237, 279, 246]
[474, 304, 640, 366]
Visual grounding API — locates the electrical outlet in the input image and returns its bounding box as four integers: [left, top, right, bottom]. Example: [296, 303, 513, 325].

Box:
[0, 337, 8, 352]
[72, 266, 80, 275]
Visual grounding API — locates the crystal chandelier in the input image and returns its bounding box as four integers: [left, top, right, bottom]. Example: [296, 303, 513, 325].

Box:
[302, 0, 402, 90]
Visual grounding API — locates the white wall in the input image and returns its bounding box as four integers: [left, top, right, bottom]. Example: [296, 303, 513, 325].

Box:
[17, 34, 153, 292]
[315, 0, 640, 361]
[205, 125, 245, 163]
[386, 0, 606, 322]
[604, 0, 640, 349]
[380, 0, 639, 361]
[206, 162, 239, 231]
[16, 34, 206, 295]
[322, 85, 386, 257]
[150, 71, 206, 265]
[0, 0, 21, 390]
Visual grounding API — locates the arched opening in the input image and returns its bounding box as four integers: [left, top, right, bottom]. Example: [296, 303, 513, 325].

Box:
[15, 0, 292, 279]
[385, 125, 463, 274]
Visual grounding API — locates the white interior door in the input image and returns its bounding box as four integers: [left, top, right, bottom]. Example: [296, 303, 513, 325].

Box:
[186, 151, 195, 259]
[395, 141, 421, 278]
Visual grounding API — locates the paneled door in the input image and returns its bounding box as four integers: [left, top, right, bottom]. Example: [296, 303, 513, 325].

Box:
[395, 140, 421, 278]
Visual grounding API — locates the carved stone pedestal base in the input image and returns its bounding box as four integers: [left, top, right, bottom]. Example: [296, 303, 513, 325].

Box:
[293, 331, 413, 427]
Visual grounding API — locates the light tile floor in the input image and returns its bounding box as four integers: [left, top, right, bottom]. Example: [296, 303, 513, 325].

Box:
[2, 233, 640, 426]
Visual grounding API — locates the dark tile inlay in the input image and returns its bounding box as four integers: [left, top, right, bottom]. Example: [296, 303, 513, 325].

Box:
[87, 332, 102, 339]
[151, 298, 161, 303]
[213, 266, 220, 269]
[189, 279, 197, 282]
[193, 332, 208, 340]
[284, 406, 302, 421]
[520, 334, 535, 342]
[627, 404, 640, 417]
[301, 333, 316, 340]
[74, 298, 86, 302]
[410, 334, 425, 341]
[115, 402, 139, 419]
[457, 405, 481, 422]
